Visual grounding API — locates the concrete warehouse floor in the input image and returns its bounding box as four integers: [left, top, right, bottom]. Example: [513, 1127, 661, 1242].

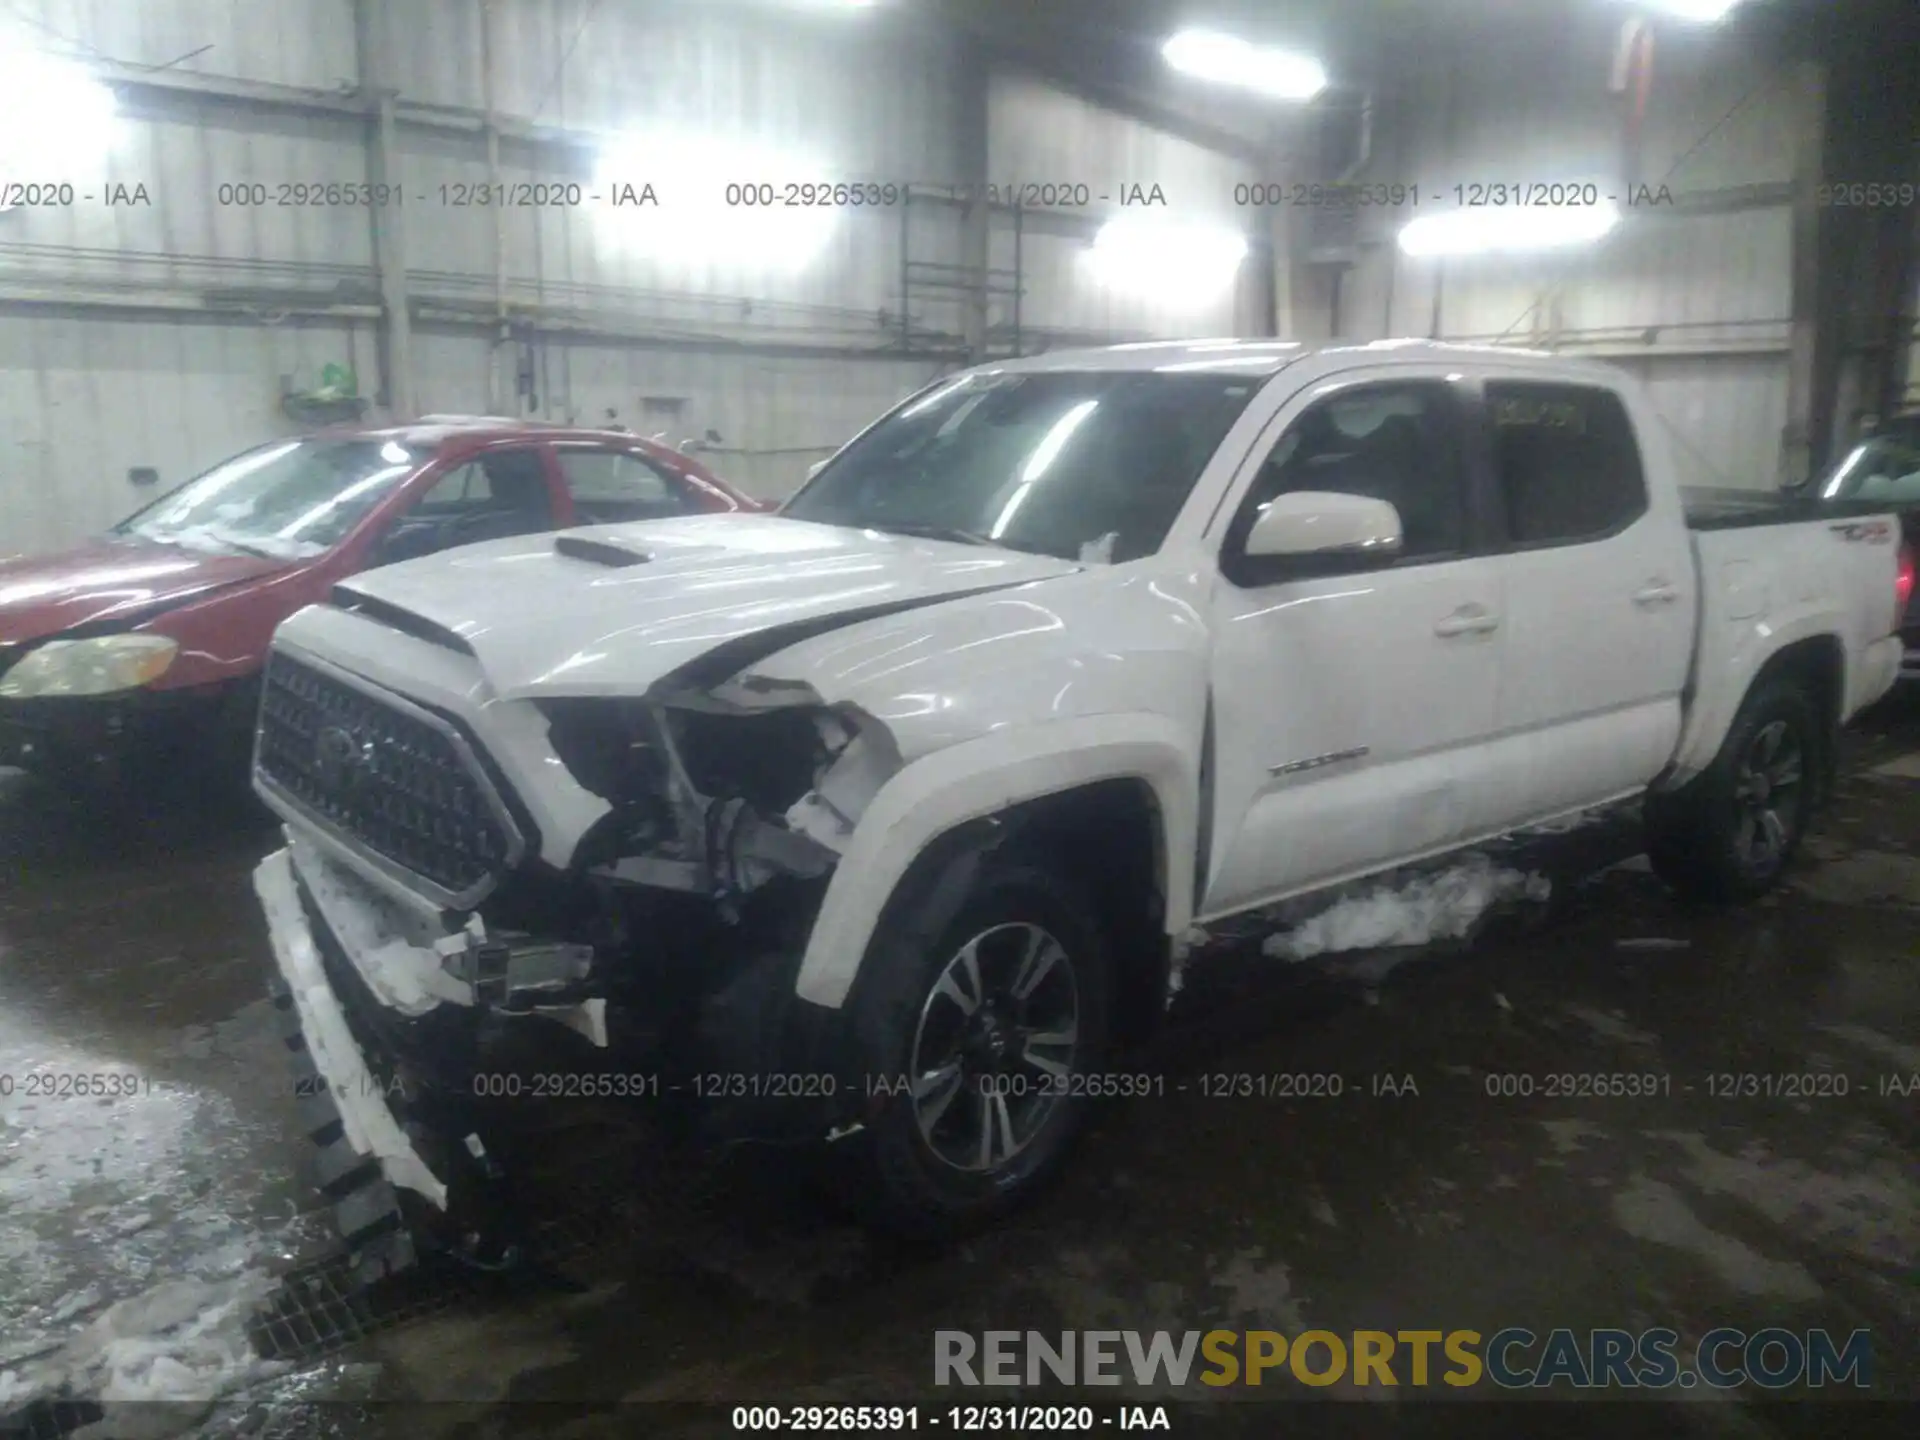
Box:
[3, 698, 1918, 1439]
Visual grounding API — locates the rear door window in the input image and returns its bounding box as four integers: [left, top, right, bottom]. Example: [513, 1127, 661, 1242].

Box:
[1484, 382, 1648, 547]
[377, 447, 555, 561]
[555, 449, 694, 524]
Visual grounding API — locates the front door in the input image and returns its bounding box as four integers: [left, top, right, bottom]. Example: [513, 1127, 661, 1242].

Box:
[1201, 373, 1507, 918]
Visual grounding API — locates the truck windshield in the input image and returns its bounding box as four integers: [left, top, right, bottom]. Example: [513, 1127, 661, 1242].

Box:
[116, 439, 420, 560]
[1818, 437, 1920, 504]
[782, 370, 1262, 562]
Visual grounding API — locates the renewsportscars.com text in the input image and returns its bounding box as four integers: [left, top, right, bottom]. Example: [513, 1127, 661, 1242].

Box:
[934, 1328, 1872, 1390]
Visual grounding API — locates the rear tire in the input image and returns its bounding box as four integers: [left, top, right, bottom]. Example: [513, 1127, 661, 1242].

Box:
[837, 854, 1112, 1240]
[1646, 678, 1817, 902]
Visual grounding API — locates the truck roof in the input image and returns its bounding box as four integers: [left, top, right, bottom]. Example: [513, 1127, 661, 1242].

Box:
[978, 337, 1615, 381]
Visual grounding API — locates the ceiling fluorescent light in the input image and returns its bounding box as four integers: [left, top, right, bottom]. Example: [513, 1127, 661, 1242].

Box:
[1398, 201, 1623, 258]
[1085, 214, 1250, 308]
[0, 39, 119, 204]
[1162, 29, 1327, 102]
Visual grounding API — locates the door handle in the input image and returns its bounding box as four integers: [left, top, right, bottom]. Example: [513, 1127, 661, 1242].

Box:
[1634, 580, 1680, 607]
[1434, 605, 1500, 638]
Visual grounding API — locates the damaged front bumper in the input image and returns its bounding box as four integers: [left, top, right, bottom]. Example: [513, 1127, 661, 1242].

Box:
[254, 839, 617, 1278]
[254, 845, 442, 1280]
[253, 831, 863, 1279]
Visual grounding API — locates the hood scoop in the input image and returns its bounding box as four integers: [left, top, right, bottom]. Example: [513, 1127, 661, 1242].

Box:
[330, 587, 475, 654]
[554, 534, 654, 568]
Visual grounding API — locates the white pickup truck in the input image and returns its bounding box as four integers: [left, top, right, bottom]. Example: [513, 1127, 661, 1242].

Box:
[249, 340, 1907, 1274]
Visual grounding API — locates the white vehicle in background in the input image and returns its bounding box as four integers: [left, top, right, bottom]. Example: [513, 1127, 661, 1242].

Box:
[246, 340, 1906, 1276]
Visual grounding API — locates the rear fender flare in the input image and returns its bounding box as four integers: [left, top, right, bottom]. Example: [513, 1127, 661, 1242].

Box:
[1663, 606, 1849, 788]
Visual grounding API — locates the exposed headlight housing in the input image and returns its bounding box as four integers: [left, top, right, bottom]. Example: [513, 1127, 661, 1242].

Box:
[0, 635, 179, 698]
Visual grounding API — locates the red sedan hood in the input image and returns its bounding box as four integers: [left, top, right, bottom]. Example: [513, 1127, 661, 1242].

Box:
[0, 539, 293, 645]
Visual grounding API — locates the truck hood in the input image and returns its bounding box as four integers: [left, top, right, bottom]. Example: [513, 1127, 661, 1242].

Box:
[0, 538, 292, 646]
[332, 513, 1083, 699]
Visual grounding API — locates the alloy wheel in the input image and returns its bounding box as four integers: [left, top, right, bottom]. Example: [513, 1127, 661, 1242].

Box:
[1732, 718, 1804, 871]
[907, 921, 1080, 1173]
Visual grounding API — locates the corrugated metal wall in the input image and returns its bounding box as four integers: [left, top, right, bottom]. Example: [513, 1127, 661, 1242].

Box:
[987, 74, 1265, 343]
[1337, 12, 1799, 488]
[0, 0, 1262, 550]
[409, 332, 941, 498]
[3, 0, 1835, 552]
[0, 311, 372, 548]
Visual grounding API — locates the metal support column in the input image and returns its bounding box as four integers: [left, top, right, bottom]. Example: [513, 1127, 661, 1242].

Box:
[356, 0, 414, 418]
[1254, 119, 1284, 339]
[1781, 61, 1829, 487]
[957, 36, 991, 363]
[480, 0, 510, 413]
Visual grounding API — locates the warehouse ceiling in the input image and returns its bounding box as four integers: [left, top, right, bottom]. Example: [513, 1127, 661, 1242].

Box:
[926, 0, 1920, 162]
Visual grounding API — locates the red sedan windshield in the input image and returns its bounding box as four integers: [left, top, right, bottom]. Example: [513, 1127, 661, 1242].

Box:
[117, 440, 421, 560]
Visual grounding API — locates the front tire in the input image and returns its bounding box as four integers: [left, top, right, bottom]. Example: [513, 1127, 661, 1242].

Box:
[840, 855, 1112, 1240]
[1646, 678, 1817, 902]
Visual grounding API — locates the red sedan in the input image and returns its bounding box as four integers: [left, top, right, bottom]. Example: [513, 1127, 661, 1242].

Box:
[0, 417, 767, 787]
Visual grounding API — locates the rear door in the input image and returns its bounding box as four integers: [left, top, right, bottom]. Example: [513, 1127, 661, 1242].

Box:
[551, 444, 704, 526]
[1201, 371, 1509, 917]
[1473, 375, 1696, 821]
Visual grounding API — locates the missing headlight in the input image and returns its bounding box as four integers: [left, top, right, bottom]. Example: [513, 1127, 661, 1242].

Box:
[543, 690, 900, 901]
[540, 699, 670, 804]
[665, 706, 830, 813]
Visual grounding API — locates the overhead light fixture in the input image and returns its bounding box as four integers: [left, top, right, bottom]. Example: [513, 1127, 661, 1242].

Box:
[1616, 0, 1744, 21]
[0, 37, 120, 209]
[592, 132, 839, 270]
[1085, 214, 1250, 309]
[1161, 28, 1327, 102]
[1397, 201, 1623, 257]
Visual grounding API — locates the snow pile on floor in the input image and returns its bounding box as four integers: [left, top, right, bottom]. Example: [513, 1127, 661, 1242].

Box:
[0, 1269, 284, 1433]
[1262, 854, 1550, 961]
[0, 1000, 321, 1437]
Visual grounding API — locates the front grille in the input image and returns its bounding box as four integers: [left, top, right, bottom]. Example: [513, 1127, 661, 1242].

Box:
[257, 652, 512, 898]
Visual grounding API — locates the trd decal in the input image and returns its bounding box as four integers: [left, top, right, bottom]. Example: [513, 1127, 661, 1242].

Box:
[1830, 520, 1893, 543]
[1269, 746, 1370, 777]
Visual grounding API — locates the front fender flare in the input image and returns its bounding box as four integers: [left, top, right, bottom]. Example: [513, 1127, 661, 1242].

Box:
[793, 714, 1200, 1009]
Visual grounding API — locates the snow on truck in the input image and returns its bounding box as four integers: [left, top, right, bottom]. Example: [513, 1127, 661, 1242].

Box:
[248, 340, 1908, 1275]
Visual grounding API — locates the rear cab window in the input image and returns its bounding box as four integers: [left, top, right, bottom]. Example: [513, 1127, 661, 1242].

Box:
[1484, 382, 1648, 547]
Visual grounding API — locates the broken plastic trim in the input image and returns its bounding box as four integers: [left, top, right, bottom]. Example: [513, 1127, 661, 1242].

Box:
[438, 931, 595, 1009]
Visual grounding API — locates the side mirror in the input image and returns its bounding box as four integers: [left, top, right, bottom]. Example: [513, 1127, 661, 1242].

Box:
[1244, 491, 1403, 562]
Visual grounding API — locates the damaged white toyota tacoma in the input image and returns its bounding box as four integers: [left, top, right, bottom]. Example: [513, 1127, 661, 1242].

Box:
[248, 340, 1909, 1275]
